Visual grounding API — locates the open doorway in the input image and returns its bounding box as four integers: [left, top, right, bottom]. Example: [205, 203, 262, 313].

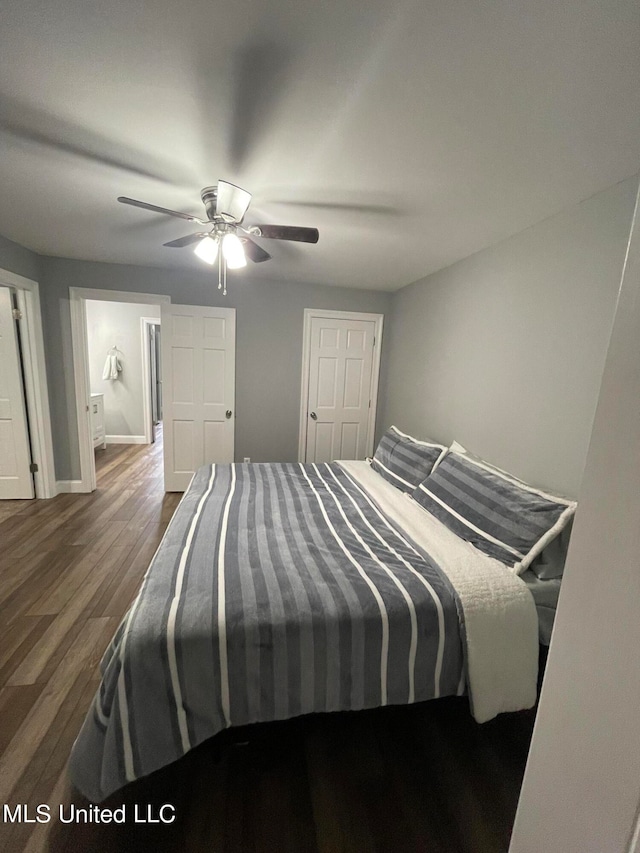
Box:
[84, 300, 161, 455]
[70, 287, 170, 492]
[141, 317, 163, 444]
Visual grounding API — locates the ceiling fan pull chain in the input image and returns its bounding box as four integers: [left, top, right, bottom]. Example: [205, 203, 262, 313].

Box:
[223, 256, 227, 296]
[218, 251, 223, 291]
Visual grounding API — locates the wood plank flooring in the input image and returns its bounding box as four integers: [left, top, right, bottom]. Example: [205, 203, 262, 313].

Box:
[0, 434, 536, 852]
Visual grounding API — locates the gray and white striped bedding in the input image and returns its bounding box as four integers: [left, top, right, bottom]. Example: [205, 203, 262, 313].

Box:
[371, 426, 446, 493]
[69, 461, 466, 802]
[414, 450, 576, 574]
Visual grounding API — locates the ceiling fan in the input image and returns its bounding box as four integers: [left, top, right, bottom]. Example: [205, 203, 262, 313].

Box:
[117, 180, 319, 294]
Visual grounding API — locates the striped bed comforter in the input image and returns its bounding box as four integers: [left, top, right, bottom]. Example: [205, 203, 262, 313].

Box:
[70, 461, 536, 802]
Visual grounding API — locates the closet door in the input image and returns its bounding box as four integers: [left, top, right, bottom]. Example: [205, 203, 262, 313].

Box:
[0, 287, 34, 499]
[301, 310, 383, 463]
[161, 304, 235, 491]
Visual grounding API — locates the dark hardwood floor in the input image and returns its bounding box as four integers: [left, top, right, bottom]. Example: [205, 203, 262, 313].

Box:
[0, 433, 536, 852]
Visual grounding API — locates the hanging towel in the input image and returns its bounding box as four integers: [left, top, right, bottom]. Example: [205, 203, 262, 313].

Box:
[102, 353, 122, 380]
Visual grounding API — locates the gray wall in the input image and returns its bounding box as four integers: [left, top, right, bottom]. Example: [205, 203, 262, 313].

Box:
[379, 176, 639, 497]
[0, 233, 40, 281]
[37, 258, 391, 479]
[86, 300, 160, 438]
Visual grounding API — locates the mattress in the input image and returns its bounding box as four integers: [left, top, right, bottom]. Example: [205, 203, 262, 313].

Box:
[69, 461, 538, 802]
[521, 570, 562, 645]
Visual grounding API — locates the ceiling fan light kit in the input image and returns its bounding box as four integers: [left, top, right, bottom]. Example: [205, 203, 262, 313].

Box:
[193, 235, 219, 265]
[222, 233, 247, 269]
[117, 180, 319, 295]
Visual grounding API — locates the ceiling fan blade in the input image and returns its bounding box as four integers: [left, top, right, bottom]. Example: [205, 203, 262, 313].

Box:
[227, 41, 294, 171]
[163, 233, 204, 248]
[216, 180, 252, 223]
[273, 200, 403, 216]
[117, 196, 206, 224]
[252, 225, 319, 244]
[241, 238, 271, 263]
[0, 96, 191, 184]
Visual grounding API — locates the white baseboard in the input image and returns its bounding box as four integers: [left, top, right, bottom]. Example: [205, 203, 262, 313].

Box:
[56, 479, 89, 494]
[105, 435, 148, 445]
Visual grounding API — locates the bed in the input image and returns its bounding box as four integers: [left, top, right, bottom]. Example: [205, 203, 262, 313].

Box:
[70, 439, 573, 803]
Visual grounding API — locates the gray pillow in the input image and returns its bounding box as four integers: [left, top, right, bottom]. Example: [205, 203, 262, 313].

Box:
[371, 426, 446, 494]
[413, 442, 577, 575]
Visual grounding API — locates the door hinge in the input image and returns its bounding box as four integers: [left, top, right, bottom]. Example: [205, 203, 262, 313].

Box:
[29, 462, 38, 474]
[12, 307, 22, 321]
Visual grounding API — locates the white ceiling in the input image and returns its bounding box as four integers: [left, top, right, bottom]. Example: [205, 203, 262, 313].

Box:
[1, 0, 639, 291]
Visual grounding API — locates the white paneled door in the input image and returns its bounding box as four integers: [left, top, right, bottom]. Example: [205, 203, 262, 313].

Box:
[161, 305, 236, 491]
[303, 312, 382, 463]
[0, 287, 34, 499]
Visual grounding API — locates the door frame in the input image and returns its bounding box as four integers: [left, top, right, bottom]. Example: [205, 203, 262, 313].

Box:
[0, 267, 56, 499]
[70, 287, 170, 492]
[141, 316, 162, 444]
[298, 309, 384, 462]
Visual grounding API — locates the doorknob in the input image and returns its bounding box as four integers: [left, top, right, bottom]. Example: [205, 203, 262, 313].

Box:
[309, 411, 317, 420]
[226, 410, 232, 419]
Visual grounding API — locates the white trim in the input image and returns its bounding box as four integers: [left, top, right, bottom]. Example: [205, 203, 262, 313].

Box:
[105, 435, 148, 445]
[0, 268, 56, 499]
[56, 479, 86, 493]
[16, 287, 56, 498]
[298, 308, 384, 462]
[70, 294, 94, 492]
[140, 316, 161, 444]
[72, 287, 170, 306]
[70, 288, 170, 493]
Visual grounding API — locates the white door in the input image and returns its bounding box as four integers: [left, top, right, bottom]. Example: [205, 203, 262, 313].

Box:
[161, 305, 235, 491]
[0, 287, 34, 499]
[303, 312, 381, 463]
